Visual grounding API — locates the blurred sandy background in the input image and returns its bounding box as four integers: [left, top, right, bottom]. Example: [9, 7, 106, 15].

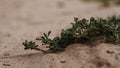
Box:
[0, 0, 120, 68]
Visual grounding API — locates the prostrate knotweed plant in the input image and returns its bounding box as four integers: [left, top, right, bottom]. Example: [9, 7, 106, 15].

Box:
[23, 16, 120, 53]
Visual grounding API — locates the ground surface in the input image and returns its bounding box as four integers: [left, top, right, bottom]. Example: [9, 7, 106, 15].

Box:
[0, 0, 120, 68]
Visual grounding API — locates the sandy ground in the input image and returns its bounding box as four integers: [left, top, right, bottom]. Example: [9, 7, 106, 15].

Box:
[0, 0, 120, 68]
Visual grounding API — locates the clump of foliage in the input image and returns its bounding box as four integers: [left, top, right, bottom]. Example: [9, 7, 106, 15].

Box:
[23, 15, 120, 53]
[84, 0, 120, 7]
[100, 0, 120, 6]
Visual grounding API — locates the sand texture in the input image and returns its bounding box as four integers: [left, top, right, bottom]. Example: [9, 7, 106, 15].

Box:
[0, 0, 120, 68]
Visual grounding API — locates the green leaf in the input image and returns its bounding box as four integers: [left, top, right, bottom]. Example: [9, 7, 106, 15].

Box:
[43, 33, 48, 39]
[48, 31, 52, 36]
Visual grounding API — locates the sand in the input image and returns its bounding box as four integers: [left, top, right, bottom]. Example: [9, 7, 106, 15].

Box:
[0, 0, 120, 68]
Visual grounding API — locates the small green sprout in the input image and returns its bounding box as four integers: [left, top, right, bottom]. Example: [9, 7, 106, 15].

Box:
[23, 40, 38, 50]
[23, 40, 47, 53]
[36, 31, 52, 45]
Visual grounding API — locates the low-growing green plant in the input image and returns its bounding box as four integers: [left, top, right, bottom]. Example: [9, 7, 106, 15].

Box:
[23, 15, 120, 53]
[100, 0, 120, 6]
[84, 0, 120, 7]
[23, 40, 47, 53]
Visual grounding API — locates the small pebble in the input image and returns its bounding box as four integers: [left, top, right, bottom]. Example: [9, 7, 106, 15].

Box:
[3, 64, 11, 66]
[60, 61, 66, 63]
[106, 50, 114, 54]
